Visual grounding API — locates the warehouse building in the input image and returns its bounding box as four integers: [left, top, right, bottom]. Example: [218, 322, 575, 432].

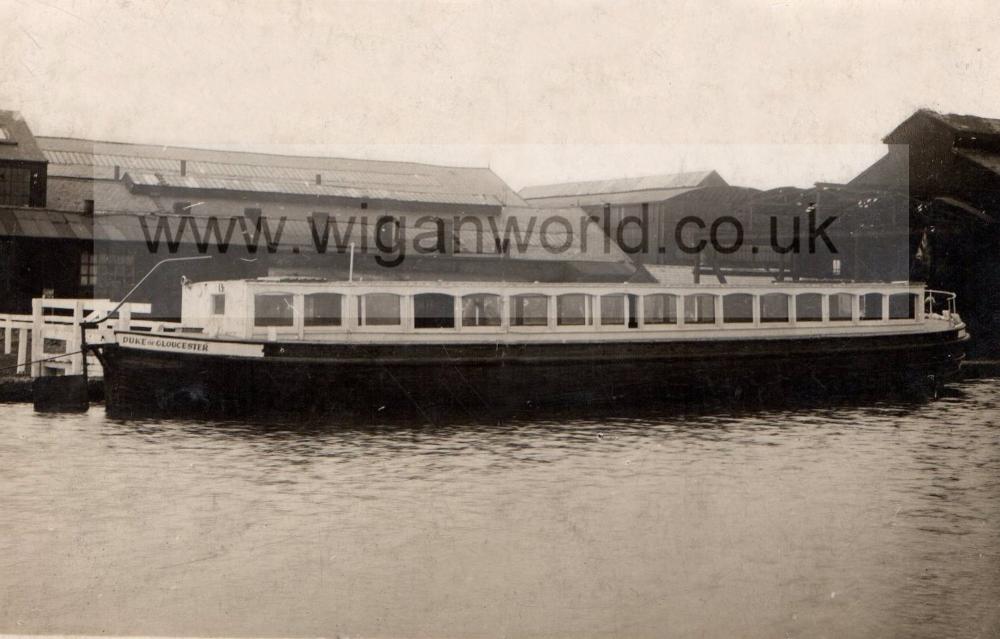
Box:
[0, 110, 637, 318]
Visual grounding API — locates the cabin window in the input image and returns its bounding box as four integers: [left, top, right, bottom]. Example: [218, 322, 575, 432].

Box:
[829, 293, 853, 321]
[211, 294, 226, 315]
[722, 294, 753, 324]
[254, 294, 294, 327]
[414, 293, 455, 329]
[358, 293, 401, 326]
[796, 293, 823, 322]
[889, 293, 918, 320]
[861, 293, 884, 321]
[510, 294, 548, 327]
[557, 294, 593, 326]
[462, 294, 502, 327]
[684, 294, 716, 325]
[644, 294, 677, 325]
[600, 294, 628, 326]
[304, 293, 342, 327]
[759, 293, 789, 323]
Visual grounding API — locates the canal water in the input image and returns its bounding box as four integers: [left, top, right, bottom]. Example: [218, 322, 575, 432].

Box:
[1, 380, 999, 639]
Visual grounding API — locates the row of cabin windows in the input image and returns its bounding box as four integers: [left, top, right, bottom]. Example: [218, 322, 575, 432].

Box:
[242, 291, 920, 329]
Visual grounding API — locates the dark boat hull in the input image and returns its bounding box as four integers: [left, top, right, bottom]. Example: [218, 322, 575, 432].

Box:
[96, 328, 968, 420]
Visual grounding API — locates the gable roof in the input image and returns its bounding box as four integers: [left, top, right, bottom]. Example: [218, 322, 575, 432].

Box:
[0, 110, 47, 164]
[884, 109, 1000, 148]
[518, 170, 727, 207]
[36, 136, 526, 207]
[920, 109, 1000, 137]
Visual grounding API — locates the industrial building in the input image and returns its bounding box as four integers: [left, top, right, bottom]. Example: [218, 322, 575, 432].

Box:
[0, 111, 637, 318]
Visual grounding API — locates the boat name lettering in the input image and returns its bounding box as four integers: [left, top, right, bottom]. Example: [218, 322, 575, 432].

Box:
[120, 335, 209, 352]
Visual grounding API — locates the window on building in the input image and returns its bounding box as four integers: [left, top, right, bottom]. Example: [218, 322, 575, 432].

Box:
[358, 293, 401, 326]
[510, 294, 548, 327]
[461, 293, 502, 327]
[644, 293, 677, 325]
[832, 259, 842, 276]
[254, 294, 294, 327]
[829, 293, 854, 321]
[759, 293, 790, 323]
[414, 293, 455, 329]
[304, 293, 342, 327]
[861, 293, 884, 321]
[556, 294, 593, 326]
[0, 166, 32, 206]
[722, 293, 754, 323]
[684, 294, 716, 324]
[211, 294, 226, 315]
[796, 293, 823, 322]
[79, 250, 96, 286]
[0, 126, 10, 142]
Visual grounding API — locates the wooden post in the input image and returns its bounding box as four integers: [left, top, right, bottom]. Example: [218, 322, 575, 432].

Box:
[30, 299, 44, 377]
[4, 318, 11, 354]
[118, 304, 132, 332]
[16, 328, 28, 375]
[69, 300, 84, 375]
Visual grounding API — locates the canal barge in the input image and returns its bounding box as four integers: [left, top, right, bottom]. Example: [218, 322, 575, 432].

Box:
[93, 278, 968, 418]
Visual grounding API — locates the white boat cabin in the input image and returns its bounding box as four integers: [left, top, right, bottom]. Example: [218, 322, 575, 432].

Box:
[177, 278, 954, 343]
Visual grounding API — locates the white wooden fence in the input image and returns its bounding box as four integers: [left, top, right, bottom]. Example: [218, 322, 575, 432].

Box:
[0, 298, 181, 378]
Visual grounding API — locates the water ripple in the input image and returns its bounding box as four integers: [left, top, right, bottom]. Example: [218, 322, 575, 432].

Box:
[0, 380, 999, 638]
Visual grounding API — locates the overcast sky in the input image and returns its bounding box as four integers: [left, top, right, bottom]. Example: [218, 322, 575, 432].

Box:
[2, 0, 999, 190]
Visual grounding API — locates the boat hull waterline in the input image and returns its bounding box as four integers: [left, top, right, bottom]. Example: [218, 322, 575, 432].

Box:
[96, 328, 968, 419]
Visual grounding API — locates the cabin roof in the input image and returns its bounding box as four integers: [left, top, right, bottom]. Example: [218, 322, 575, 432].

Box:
[192, 276, 916, 291]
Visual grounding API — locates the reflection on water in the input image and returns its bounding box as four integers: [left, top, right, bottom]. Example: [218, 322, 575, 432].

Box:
[1, 381, 999, 638]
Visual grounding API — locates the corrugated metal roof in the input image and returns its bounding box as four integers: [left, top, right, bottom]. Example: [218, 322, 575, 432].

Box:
[46, 177, 161, 213]
[925, 110, 1000, 136]
[36, 136, 527, 206]
[519, 170, 726, 201]
[956, 148, 1000, 176]
[0, 205, 629, 265]
[123, 171, 500, 207]
[0, 209, 87, 240]
[521, 187, 703, 208]
[499, 206, 628, 263]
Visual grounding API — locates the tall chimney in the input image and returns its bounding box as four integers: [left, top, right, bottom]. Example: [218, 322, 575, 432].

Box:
[180, 159, 187, 176]
[113, 165, 120, 180]
[315, 173, 322, 185]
